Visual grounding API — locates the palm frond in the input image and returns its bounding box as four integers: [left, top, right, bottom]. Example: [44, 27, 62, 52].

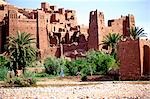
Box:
[129, 26, 146, 40]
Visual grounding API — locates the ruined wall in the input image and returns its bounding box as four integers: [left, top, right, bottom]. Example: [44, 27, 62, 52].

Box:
[117, 40, 141, 80]
[63, 42, 87, 58]
[63, 43, 87, 53]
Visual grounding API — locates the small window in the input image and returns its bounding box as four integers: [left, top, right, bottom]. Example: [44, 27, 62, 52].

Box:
[54, 27, 55, 31]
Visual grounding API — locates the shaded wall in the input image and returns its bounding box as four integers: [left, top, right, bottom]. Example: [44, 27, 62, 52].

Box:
[63, 42, 87, 53]
[117, 40, 141, 80]
[118, 39, 150, 80]
[41, 46, 60, 58]
[139, 39, 150, 76]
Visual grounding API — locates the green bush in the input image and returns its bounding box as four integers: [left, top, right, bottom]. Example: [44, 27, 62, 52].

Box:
[0, 66, 8, 81]
[5, 71, 37, 87]
[44, 57, 68, 76]
[7, 76, 36, 87]
[24, 71, 35, 78]
[0, 55, 10, 68]
[86, 50, 118, 74]
[65, 58, 96, 76]
[65, 60, 78, 76]
[43, 50, 118, 78]
[44, 57, 58, 75]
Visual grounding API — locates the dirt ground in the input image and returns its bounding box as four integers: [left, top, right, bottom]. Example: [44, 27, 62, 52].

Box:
[0, 78, 150, 99]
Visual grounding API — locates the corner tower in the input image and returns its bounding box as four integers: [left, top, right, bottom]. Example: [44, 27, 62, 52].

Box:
[88, 10, 105, 50]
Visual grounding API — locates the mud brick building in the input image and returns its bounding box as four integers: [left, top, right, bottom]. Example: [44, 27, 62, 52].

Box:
[0, 1, 149, 79]
[88, 10, 135, 50]
[0, 2, 88, 58]
[0, 1, 135, 58]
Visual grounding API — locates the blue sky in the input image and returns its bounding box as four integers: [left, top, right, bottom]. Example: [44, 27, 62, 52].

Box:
[7, 0, 150, 38]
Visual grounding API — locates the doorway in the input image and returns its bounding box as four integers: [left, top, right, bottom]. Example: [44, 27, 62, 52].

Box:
[143, 45, 150, 75]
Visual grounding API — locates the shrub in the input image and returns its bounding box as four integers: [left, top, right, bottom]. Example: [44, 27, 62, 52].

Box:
[0, 55, 10, 68]
[65, 58, 96, 76]
[74, 58, 96, 76]
[0, 66, 8, 81]
[24, 71, 35, 78]
[43, 50, 118, 77]
[6, 71, 37, 87]
[7, 76, 36, 87]
[44, 57, 68, 76]
[44, 57, 58, 75]
[65, 60, 78, 76]
[56, 58, 68, 76]
[86, 50, 118, 74]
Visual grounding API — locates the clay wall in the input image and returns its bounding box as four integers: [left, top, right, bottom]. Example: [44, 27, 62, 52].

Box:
[37, 11, 48, 57]
[79, 25, 88, 40]
[3, 5, 18, 12]
[97, 12, 106, 49]
[41, 2, 50, 11]
[41, 46, 60, 58]
[88, 10, 105, 50]
[50, 23, 65, 34]
[139, 39, 150, 76]
[117, 40, 141, 80]
[58, 8, 65, 14]
[88, 10, 99, 50]
[65, 10, 77, 27]
[107, 19, 124, 35]
[106, 15, 135, 37]
[8, 10, 18, 35]
[17, 19, 37, 38]
[0, 10, 5, 22]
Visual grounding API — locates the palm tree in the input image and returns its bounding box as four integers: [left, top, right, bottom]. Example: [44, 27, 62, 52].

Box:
[102, 33, 122, 55]
[129, 27, 147, 40]
[7, 32, 37, 75]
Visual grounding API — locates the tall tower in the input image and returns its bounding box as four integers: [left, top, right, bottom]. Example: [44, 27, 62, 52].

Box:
[128, 14, 135, 29]
[8, 10, 18, 35]
[88, 10, 105, 50]
[37, 10, 48, 58]
[123, 14, 135, 36]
